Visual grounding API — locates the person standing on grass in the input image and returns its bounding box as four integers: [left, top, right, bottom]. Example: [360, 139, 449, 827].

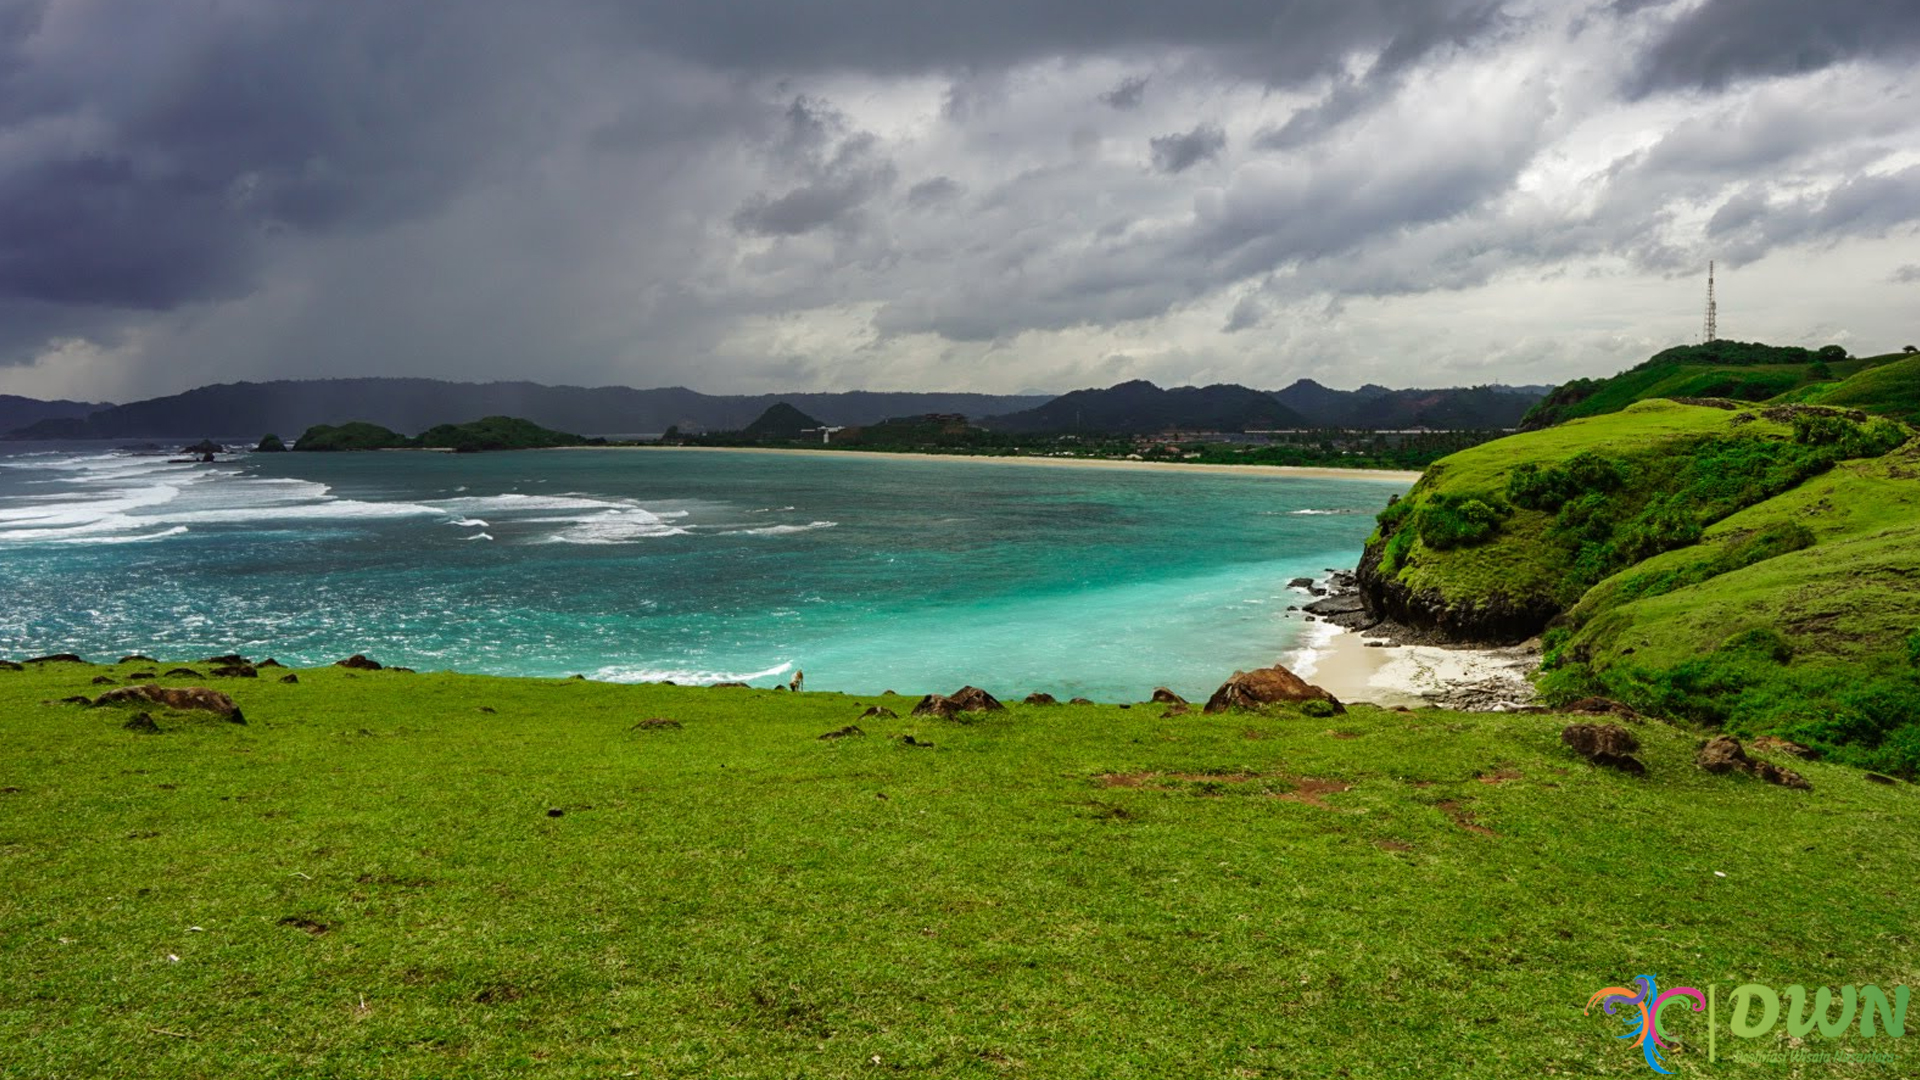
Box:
[790, 669, 804, 692]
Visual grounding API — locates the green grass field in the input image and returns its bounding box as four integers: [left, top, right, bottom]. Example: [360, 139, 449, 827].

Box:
[5, 661, 1918, 1078]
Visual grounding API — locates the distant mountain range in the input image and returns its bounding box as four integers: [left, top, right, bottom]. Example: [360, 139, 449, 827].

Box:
[0, 375, 1551, 442]
[1, 379, 1051, 441]
[0, 394, 113, 435]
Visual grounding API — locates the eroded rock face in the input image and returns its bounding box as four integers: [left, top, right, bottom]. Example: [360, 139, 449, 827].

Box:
[1560, 723, 1645, 775]
[93, 684, 244, 724]
[1354, 535, 1561, 646]
[947, 686, 1005, 712]
[1203, 664, 1343, 714]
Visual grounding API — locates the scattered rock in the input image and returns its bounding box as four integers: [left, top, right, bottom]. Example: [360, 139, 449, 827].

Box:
[1288, 576, 1316, 589]
[546, 808, 564, 818]
[1696, 735, 1810, 789]
[26, 654, 87, 664]
[1023, 692, 1059, 706]
[1204, 664, 1343, 714]
[55, 695, 92, 705]
[128, 671, 156, 680]
[0, 660, 21, 671]
[334, 654, 383, 671]
[476, 705, 495, 713]
[911, 694, 957, 717]
[882, 689, 897, 695]
[1865, 773, 1899, 786]
[895, 734, 934, 748]
[948, 686, 1005, 712]
[210, 665, 258, 679]
[818, 725, 865, 740]
[632, 718, 682, 731]
[712, 681, 749, 688]
[258, 658, 284, 668]
[1118, 703, 1132, 710]
[163, 667, 202, 678]
[92, 685, 245, 724]
[91, 675, 115, 685]
[860, 706, 898, 720]
[1562, 697, 1643, 722]
[279, 673, 299, 684]
[391, 667, 416, 674]
[567, 673, 584, 680]
[119, 654, 155, 665]
[1560, 723, 1645, 775]
[122, 712, 160, 734]
[1751, 735, 1818, 760]
[1068, 697, 1095, 705]
[1150, 687, 1187, 705]
[204, 654, 249, 667]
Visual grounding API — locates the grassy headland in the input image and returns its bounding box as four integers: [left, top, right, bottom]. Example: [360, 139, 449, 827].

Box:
[1360, 348, 1920, 773]
[4, 659, 1918, 1078]
[294, 416, 600, 453]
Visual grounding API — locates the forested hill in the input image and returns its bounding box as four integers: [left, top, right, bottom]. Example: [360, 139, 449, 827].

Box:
[3, 380, 1052, 440]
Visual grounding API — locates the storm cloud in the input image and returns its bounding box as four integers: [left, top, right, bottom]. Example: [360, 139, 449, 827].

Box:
[0, 0, 1916, 402]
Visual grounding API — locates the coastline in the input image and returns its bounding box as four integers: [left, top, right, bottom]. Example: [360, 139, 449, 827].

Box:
[1285, 623, 1539, 710]
[590, 444, 1423, 482]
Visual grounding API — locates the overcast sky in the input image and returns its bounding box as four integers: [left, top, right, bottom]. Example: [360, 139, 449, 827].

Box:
[1, 0, 1917, 402]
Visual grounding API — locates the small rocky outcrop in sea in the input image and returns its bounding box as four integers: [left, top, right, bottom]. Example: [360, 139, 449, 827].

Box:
[1203, 664, 1343, 715]
[1023, 693, 1059, 706]
[1150, 687, 1186, 705]
[1697, 735, 1811, 790]
[93, 684, 245, 724]
[1559, 723, 1644, 775]
[335, 654, 383, 671]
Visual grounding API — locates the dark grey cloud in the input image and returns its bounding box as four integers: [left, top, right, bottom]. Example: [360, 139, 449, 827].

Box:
[1628, 0, 1920, 95]
[1894, 264, 1920, 284]
[906, 176, 963, 209]
[732, 98, 898, 236]
[1706, 165, 1920, 266]
[1099, 75, 1150, 110]
[1150, 124, 1226, 174]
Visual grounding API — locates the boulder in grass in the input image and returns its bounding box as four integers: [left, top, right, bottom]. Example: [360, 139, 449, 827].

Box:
[911, 694, 958, 718]
[335, 654, 383, 671]
[1150, 687, 1187, 705]
[204, 654, 249, 667]
[93, 684, 244, 724]
[26, 654, 87, 665]
[279, 673, 300, 684]
[1560, 723, 1645, 775]
[631, 718, 683, 731]
[1023, 692, 1059, 706]
[818, 725, 865, 740]
[128, 671, 157, 680]
[711, 681, 749, 688]
[1068, 697, 1095, 705]
[860, 706, 898, 720]
[210, 665, 258, 679]
[0, 660, 22, 672]
[91, 675, 116, 685]
[164, 668, 203, 678]
[947, 686, 1005, 713]
[1562, 697, 1644, 723]
[1204, 664, 1343, 715]
[1698, 735, 1810, 790]
[1751, 735, 1818, 760]
[258, 658, 285, 668]
[123, 712, 160, 734]
[120, 655, 156, 665]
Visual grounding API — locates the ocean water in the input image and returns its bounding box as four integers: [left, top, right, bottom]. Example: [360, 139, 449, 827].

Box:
[0, 444, 1408, 701]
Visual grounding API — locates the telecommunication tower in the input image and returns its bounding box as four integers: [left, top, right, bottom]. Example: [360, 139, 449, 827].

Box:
[1703, 261, 1718, 343]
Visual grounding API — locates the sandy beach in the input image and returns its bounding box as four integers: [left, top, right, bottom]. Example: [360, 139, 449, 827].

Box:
[1284, 621, 1539, 710]
[595, 444, 1423, 483]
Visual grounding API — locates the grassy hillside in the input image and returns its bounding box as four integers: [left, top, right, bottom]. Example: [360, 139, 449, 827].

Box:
[1805, 354, 1920, 422]
[5, 662, 1919, 1078]
[1520, 341, 1904, 429]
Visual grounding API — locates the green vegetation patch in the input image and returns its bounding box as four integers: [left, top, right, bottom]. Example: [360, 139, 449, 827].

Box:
[4, 663, 1920, 1077]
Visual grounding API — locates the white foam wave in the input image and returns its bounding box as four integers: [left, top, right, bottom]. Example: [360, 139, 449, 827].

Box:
[1285, 509, 1364, 516]
[747, 505, 797, 513]
[592, 661, 792, 685]
[533, 508, 691, 544]
[447, 518, 490, 527]
[1281, 618, 1345, 679]
[463, 532, 495, 541]
[723, 520, 837, 536]
[48, 525, 191, 545]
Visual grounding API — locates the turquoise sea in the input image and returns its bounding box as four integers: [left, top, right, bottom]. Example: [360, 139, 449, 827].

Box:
[0, 445, 1408, 701]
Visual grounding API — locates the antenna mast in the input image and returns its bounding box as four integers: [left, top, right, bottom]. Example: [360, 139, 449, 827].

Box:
[1703, 261, 1717, 343]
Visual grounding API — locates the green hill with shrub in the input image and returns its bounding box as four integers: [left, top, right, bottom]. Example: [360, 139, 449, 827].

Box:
[293, 416, 592, 452]
[1360, 349, 1919, 773]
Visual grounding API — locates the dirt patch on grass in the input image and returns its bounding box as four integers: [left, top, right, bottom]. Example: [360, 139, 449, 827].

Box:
[474, 983, 524, 1005]
[1272, 778, 1355, 809]
[1436, 800, 1495, 836]
[278, 915, 331, 936]
[1476, 769, 1523, 785]
[1375, 839, 1414, 852]
[356, 872, 434, 888]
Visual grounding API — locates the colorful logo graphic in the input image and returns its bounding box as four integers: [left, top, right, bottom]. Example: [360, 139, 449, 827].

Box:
[1587, 975, 1708, 1074]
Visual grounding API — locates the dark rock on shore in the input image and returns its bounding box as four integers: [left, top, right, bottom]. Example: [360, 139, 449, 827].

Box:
[128, 671, 156, 680]
[1288, 577, 1316, 589]
[26, 654, 87, 664]
[1150, 687, 1186, 705]
[335, 654, 383, 671]
[1023, 692, 1059, 706]
[204, 654, 249, 667]
[1068, 697, 1094, 705]
[258, 658, 284, 668]
[119, 655, 155, 665]
[211, 665, 258, 679]
[164, 668, 203, 678]
[711, 681, 749, 688]
[1560, 723, 1644, 775]
[0, 660, 21, 671]
[1355, 536, 1559, 646]
[1204, 664, 1343, 714]
[279, 673, 299, 684]
[948, 686, 1005, 712]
